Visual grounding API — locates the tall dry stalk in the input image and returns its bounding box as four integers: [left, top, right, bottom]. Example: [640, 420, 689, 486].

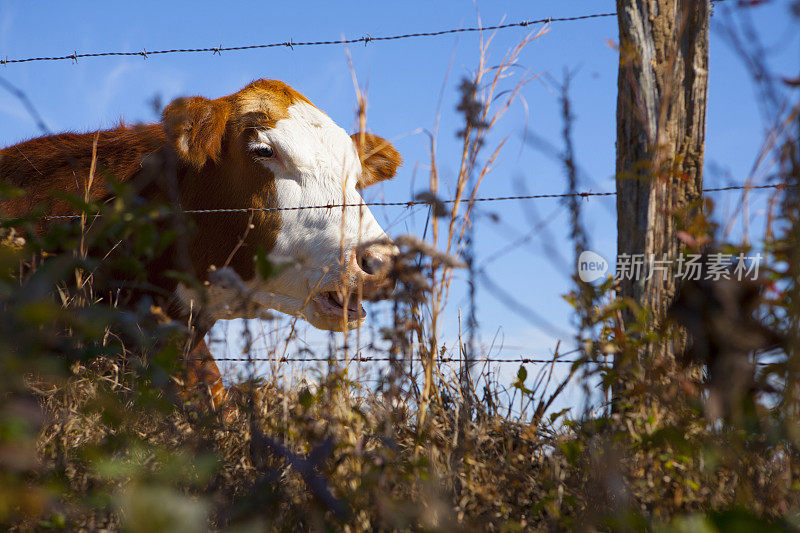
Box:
[419, 28, 544, 426]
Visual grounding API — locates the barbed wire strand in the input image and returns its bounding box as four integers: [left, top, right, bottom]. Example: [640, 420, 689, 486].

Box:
[207, 347, 588, 364]
[39, 183, 795, 221]
[0, 0, 731, 67]
[0, 13, 618, 66]
[210, 355, 776, 366]
[209, 356, 591, 364]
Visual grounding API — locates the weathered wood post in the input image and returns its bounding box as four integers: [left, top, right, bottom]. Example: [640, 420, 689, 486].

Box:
[614, 1, 710, 394]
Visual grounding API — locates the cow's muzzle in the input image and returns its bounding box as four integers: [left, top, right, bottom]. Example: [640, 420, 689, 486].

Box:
[307, 242, 398, 331]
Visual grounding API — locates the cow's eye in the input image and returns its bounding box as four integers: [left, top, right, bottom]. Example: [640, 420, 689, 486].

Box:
[252, 145, 275, 159]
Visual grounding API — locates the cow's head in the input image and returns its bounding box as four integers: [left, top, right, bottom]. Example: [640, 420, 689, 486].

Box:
[162, 79, 401, 331]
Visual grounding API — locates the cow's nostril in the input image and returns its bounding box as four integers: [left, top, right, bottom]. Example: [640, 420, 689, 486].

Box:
[355, 246, 399, 300]
[358, 251, 386, 276]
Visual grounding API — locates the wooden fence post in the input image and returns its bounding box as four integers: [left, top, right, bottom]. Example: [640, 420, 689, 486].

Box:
[614, 1, 710, 393]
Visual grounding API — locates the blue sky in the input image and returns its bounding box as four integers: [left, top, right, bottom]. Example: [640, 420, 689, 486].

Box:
[1, 1, 798, 407]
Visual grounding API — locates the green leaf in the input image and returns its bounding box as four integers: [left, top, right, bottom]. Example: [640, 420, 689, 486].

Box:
[255, 246, 290, 280]
[255, 247, 274, 279]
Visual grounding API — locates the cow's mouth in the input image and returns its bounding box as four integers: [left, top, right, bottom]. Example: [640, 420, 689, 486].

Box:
[312, 291, 366, 321]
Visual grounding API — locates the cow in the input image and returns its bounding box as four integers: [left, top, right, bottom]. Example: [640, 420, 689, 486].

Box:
[0, 79, 402, 409]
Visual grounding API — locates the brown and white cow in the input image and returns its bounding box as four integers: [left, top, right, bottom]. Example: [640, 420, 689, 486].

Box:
[0, 79, 402, 407]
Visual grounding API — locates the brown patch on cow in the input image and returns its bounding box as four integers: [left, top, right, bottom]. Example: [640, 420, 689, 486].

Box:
[0, 124, 168, 219]
[162, 97, 231, 169]
[351, 132, 402, 188]
[235, 79, 313, 121]
[181, 338, 227, 410]
[162, 79, 313, 170]
[177, 125, 281, 286]
[230, 79, 314, 136]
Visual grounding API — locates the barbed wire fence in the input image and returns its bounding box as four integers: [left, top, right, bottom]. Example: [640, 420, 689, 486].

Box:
[127, 179, 786, 367]
[0, 0, 762, 371]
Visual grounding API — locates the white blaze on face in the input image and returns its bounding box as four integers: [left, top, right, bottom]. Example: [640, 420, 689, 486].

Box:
[248, 101, 389, 315]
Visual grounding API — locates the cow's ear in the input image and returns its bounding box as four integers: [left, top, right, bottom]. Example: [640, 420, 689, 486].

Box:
[351, 133, 402, 188]
[162, 96, 231, 169]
